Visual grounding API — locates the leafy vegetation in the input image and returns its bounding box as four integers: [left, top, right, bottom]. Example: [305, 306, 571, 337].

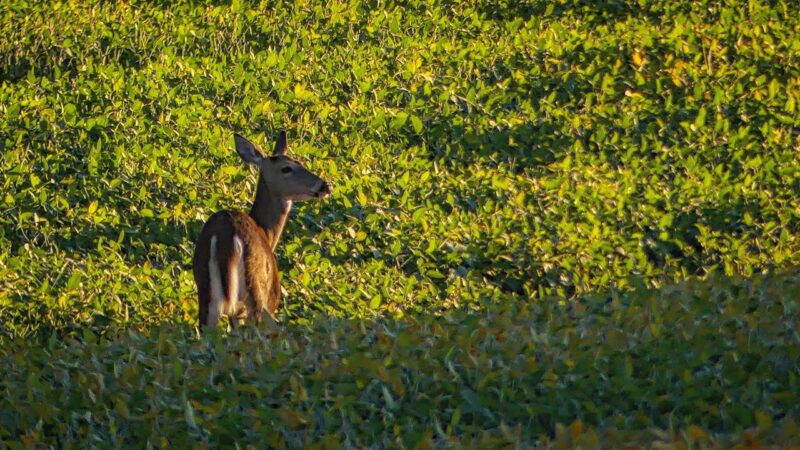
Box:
[1, 0, 799, 446]
[3, 271, 800, 448]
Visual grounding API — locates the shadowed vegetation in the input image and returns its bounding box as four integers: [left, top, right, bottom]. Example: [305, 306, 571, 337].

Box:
[1, 0, 799, 447]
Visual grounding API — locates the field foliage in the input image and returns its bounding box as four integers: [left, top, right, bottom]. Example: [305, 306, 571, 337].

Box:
[2, 272, 799, 447]
[1, 0, 799, 447]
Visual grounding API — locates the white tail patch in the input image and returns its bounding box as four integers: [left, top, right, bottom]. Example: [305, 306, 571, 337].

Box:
[207, 235, 247, 328]
[207, 235, 224, 327]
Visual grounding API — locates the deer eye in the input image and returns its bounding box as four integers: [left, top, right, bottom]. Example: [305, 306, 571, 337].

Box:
[281, 166, 293, 174]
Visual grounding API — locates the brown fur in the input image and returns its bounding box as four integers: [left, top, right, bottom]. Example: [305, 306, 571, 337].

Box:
[192, 132, 329, 330]
[192, 209, 281, 327]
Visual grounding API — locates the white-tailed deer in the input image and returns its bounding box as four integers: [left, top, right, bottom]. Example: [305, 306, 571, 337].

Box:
[192, 131, 330, 330]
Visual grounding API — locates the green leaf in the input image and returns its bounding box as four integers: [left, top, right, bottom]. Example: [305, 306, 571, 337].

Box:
[427, 269, 446, 279]
[66, 272, 81, 290]
[694, 107, 707, 128]
[369, 295, 382, 309]
[185, 400, 198, 430]
[410, 115, 423, 134]
[390, 112, 408, 131]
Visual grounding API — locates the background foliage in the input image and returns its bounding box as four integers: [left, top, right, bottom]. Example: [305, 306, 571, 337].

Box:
[1, 0, 799, 447]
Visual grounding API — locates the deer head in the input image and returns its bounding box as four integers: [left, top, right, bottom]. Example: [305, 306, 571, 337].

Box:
[234, 131, 331, 201]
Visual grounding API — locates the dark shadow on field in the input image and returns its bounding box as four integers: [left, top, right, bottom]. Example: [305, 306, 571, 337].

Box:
[425, 121, 568, 173]
[10, 268, 800, 447]
[5, 206, 203, 270]
[471, 0, 672, 23]
[369, 0, 671, 25]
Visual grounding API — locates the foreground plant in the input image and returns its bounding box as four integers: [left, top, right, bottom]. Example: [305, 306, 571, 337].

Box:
[1, 271, 798, 448]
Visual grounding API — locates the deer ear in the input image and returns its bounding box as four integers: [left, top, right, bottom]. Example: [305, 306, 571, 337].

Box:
[273, 130, 287, 156]
[234, 134, 265, 166]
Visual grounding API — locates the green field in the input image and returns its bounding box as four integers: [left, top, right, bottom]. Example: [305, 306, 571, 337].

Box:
[1, 0, 799, 447]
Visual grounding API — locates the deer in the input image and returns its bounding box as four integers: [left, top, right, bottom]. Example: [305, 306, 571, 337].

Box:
[192, 131, 330, 330]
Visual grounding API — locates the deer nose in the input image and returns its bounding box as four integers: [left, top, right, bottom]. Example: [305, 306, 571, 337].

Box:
[319, 181, 331, 195]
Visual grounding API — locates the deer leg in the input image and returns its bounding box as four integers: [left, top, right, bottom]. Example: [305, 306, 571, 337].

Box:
[206, 236, 225, 328]
[225, 236, 247, 329]
[197, 269, 210, 328]
[229, 311, 247, 329]
[246, 276, 280, 327]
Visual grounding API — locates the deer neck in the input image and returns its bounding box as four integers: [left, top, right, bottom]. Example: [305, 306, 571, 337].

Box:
[249, 175, 292, 250]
